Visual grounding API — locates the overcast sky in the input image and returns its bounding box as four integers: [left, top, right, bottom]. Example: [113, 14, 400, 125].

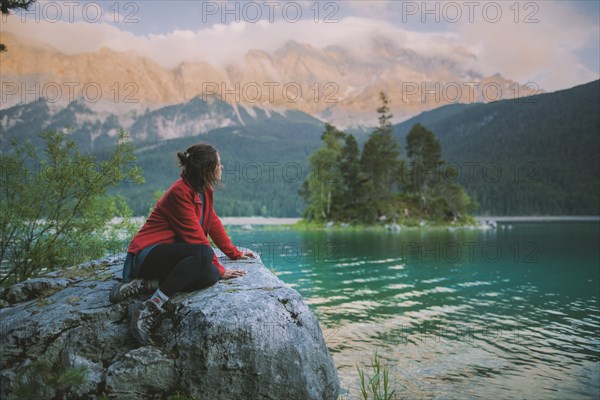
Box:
[2, 0, 598, 91]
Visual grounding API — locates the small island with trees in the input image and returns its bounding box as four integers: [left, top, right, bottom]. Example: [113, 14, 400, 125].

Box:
[299, 92, 479, 228]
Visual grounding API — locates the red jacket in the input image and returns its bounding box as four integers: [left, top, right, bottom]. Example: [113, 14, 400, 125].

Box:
[127, 174, 242, 276]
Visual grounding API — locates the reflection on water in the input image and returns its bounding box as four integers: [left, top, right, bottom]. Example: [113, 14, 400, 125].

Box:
[231, 222, 600, 399]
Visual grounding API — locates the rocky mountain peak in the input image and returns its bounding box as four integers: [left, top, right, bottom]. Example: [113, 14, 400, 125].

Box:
[1, 31, 541, 127]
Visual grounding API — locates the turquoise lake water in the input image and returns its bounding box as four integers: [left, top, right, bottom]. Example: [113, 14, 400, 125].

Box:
[228, 221, 600, 399]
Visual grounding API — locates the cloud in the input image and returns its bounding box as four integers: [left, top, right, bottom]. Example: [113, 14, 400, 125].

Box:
[1, 1, 597, 91]
[454, 1, 599, 90]
[1, 14, 463, 68]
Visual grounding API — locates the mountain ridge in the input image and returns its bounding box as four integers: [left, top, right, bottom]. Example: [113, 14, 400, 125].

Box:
[0, 31, 540, 127]
[392, 80, 600, 215]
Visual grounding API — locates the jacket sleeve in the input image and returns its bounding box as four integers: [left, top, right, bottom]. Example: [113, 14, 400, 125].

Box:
[208, 208, 243, 260]
[161, 187, 227, 277]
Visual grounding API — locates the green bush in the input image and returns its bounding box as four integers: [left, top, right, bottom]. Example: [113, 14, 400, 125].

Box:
[0, 129, 143, 286]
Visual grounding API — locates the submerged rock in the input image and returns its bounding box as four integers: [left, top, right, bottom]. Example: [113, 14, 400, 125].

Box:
[385, 223, 401, 232]
[0, 251, 339, 399]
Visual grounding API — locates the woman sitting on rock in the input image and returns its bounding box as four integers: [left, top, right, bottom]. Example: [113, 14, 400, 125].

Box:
[110, 143, 256, 345]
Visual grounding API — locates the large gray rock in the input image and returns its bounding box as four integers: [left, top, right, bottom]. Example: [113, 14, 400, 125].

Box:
[0, 251, 340, 399]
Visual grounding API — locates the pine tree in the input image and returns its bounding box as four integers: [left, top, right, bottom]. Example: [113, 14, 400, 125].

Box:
[405, 123, 477, 220]
[406, 123, 442, 195]
[360, 92, 401, 206]
[338, 134, 361, 212]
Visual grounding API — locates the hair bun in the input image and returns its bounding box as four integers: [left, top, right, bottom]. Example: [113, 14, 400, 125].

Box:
[176, 151, 189, 165]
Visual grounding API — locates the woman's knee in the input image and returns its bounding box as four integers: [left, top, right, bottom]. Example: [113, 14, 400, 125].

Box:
[182, 264, 220, 292]
[192, 245, 214, 266]
[207, 264, 221, 285]
[200, 264, 221, 288]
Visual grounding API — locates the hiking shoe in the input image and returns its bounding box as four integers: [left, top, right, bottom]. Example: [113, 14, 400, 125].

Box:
[109, 279, 158, 303]
[130, 300, 164, 345]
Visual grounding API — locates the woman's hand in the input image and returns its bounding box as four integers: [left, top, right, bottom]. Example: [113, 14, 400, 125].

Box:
[238, 250, 258, 260]
[222, 269, 247, 279]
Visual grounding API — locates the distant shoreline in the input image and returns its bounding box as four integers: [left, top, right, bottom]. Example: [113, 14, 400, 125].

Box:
[217, 216, 600, 226]
[473, 216, 600, 222]
[220, 217, 301, 225]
